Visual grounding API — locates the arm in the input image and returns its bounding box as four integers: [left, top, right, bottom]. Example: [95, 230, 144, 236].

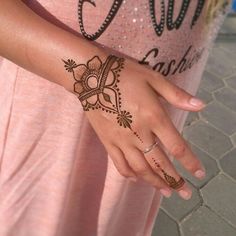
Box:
[0, 0, 207, 200]
[0, 0, 105, 93]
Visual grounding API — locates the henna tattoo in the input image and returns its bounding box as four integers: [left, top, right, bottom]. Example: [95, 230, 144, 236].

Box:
[151, 157, 185, 189]
[63, 55, 143, 143]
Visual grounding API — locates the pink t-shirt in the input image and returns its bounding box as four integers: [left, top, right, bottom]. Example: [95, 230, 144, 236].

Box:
[0, 1, 229, 236]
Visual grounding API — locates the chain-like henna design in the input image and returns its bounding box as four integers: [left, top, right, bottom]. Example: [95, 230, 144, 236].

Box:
[63, 55, 143, 143]
[151, 157, 185, 189]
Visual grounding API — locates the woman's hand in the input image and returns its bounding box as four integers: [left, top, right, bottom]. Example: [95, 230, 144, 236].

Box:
[0, 0, 205, 200]
[63, 54, 206, 200]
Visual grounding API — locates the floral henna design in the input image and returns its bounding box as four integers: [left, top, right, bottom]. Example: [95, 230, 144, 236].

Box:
[63, 55, 143, 143]
[151, 157, 185, 189]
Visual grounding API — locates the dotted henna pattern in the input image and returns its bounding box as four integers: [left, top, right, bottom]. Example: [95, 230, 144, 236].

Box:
[63, 55, 143, 143]
[151, 157, 185, 189]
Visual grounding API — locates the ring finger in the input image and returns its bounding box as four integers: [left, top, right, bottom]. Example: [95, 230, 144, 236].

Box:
[136, 132, 192, 200]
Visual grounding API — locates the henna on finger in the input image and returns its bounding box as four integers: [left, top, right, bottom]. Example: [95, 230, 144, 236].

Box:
[140, 137, 185, 190]
[151, 157, 185, 190]
[62, 55, 143, 143]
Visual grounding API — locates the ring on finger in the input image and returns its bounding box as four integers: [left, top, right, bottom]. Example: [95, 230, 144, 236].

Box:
[151, 156, 185, 190]
[142, 139, 185, 190]
[142, 140, 159, 154]
[145, 145, 185, 190]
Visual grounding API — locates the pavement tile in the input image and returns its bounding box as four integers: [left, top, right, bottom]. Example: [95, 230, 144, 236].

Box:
[214, 87, 236, 113]
[183, 120, 233, 159]
[152, 209, 180, 236]
[205, 48, 236, 77]
[231, 133, 236, 146]
[173, 143, 219, 188]
[200, 101, 236, 135]
[219, 42, 236, 54]
[225, 75, 236, 90]
[161, 182, 201, 221]
[201, 174, 236, 227]
[181, 206, 236, 236]
[200, 71, 225, 92]
[155, 22, 236, 236]
[220, 17, 236, 37]
[220, 148, 236, 180]
[184, 112, 199, 127]
[196, 88, 213, 104]
[213, 46, 236, 68]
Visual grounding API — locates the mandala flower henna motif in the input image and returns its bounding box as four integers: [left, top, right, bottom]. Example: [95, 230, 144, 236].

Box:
[63, 55, 143, 142]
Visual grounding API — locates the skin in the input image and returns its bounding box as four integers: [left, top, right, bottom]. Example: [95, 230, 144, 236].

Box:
[0, 0, 206, 200]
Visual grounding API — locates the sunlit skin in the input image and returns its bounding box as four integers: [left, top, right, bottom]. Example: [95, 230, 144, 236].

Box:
[0, 0, 207, 200]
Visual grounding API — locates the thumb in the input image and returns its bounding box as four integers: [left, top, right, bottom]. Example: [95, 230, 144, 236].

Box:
[148, 74, 206, 111]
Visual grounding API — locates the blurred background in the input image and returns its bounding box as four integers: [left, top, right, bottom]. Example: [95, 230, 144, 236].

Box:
[153, 1, 236, 236]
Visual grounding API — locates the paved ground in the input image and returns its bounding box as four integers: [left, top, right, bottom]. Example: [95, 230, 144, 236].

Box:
[152, 17, 236, 236]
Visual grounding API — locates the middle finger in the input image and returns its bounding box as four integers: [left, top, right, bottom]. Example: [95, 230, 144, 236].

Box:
[136, 132, 193, 200]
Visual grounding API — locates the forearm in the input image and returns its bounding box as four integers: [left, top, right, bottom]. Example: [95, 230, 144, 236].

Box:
[0, 0, 106, 93]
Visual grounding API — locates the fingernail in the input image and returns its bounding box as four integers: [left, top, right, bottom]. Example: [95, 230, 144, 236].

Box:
[160, 188, 172, 198]
[128, 177, 137, 182]
[194, 169, 206, 179]
[189, 97, 205, 107]
[179, 190, 192, 200]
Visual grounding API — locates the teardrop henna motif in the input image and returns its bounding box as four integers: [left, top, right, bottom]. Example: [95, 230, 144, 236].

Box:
[151, 157, 185, 189]
[63, 55, 143, 143]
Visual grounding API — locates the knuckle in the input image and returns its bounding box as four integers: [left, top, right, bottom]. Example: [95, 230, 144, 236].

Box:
[187, 164, 198, 173]
[170, 143, 187, 159]
[142, 109, 156, 122]
[112, 161, 129, 177]
[149, 110, 169, 129]
[118, 169, 131, 178]
[156, 112, 168, 126]
[153, 157, 165, 168]
[186, 160, 201, 172]
[153, 180, 165, 189]
[173, 87, 186, 103]
[134, 166, 150, 176]
[141, 106, 167, 127]
[115, 165, 133, 178]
